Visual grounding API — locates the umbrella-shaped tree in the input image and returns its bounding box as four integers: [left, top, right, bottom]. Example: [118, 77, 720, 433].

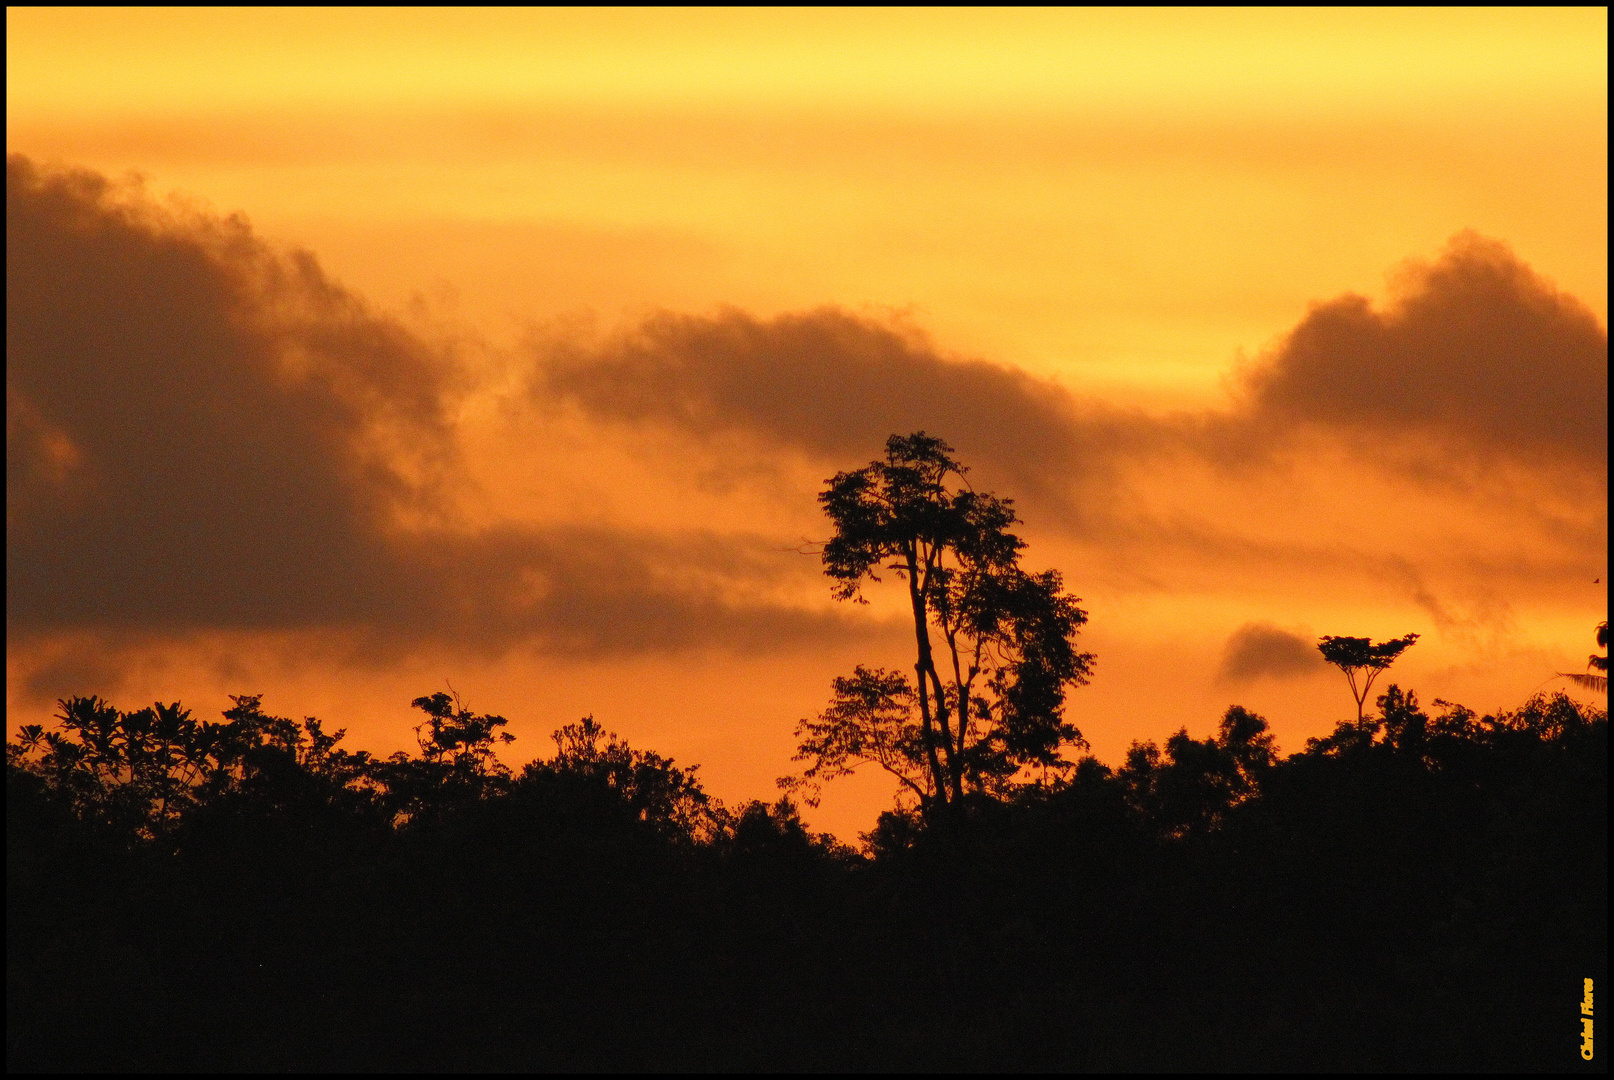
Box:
[1317, 633, 1420, 724]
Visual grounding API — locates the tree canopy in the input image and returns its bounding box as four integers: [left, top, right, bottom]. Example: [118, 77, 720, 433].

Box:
[8, 676, 1604, 1070]
[790, 432, 1093, 813]
[1317, 632, 1420, 722]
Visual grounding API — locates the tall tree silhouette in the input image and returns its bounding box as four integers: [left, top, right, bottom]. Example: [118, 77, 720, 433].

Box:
[790, 433, 1093, 812]
[1317, 633, 1419, 724]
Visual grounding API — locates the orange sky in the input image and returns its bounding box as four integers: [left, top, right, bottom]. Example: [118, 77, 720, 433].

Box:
[7, 8, 1607, 841]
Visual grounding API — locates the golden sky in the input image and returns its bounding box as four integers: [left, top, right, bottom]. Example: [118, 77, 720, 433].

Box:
[7, 8, 1607, 840]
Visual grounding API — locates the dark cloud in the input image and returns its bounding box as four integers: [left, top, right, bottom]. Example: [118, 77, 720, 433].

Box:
[7, 154, 453, 633]
[1217, 623, 1327, 683]
[6, 155, 857, 665]
[8, 154, 1603, 687]
[527, 235, 1608, 611]
[1243, 231, 1607, 471]
[533, 231, 1606, 516]
[15, 635, 138, 704]
[532, 306, 1157, 507]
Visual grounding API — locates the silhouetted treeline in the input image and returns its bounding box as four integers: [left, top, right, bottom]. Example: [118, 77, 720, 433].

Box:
[8, 686, 1606, 1070]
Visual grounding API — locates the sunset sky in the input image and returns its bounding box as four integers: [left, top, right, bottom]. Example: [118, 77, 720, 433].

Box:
[7, 8, 1607, 840]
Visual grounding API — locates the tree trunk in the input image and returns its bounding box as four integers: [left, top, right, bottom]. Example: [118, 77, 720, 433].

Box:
[906, 544, 949, 805]
[917, 544, 963, 804]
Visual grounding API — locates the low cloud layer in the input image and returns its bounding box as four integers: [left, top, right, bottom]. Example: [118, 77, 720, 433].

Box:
[1218, 623, 1328, 683]
[531, 234, 1607, 597]
[7, 156, 1606, 711]
[6, 155, 856, 674]
[533, 306, 1157, 511]
[537, 232, 1606, 486]
[527, 230, 1605, 651]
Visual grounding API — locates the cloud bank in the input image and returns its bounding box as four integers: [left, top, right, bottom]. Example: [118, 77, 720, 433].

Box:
[527, 229, 1605, 638]
[536, 232, 1606, 484]
[533, 306, 1158, 511]
[6, 156, 862, 673]
[7, 156, 1605, 709]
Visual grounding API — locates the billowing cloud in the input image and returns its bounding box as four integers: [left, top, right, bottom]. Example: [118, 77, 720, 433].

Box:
[535, 307, 1070, 458]
[529, 232, 1606, 583]
[1217, 623, 1328, 683]
[531, 306, 1167, 510]
[7, 155, 454, 630]
[534, 232, 1606, 493]
[523, 240, 1605, 661]
[6, 155, 861, 675]
[1243, 231, 1607, 471]
[8, 154, 1605, 718]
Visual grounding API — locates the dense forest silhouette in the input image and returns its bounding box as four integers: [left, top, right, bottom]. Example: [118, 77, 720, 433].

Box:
[8, 435, 1607, 1071]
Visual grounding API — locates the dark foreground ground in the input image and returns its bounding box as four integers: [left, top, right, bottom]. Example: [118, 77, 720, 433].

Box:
[8, 691, 1607, 1071]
